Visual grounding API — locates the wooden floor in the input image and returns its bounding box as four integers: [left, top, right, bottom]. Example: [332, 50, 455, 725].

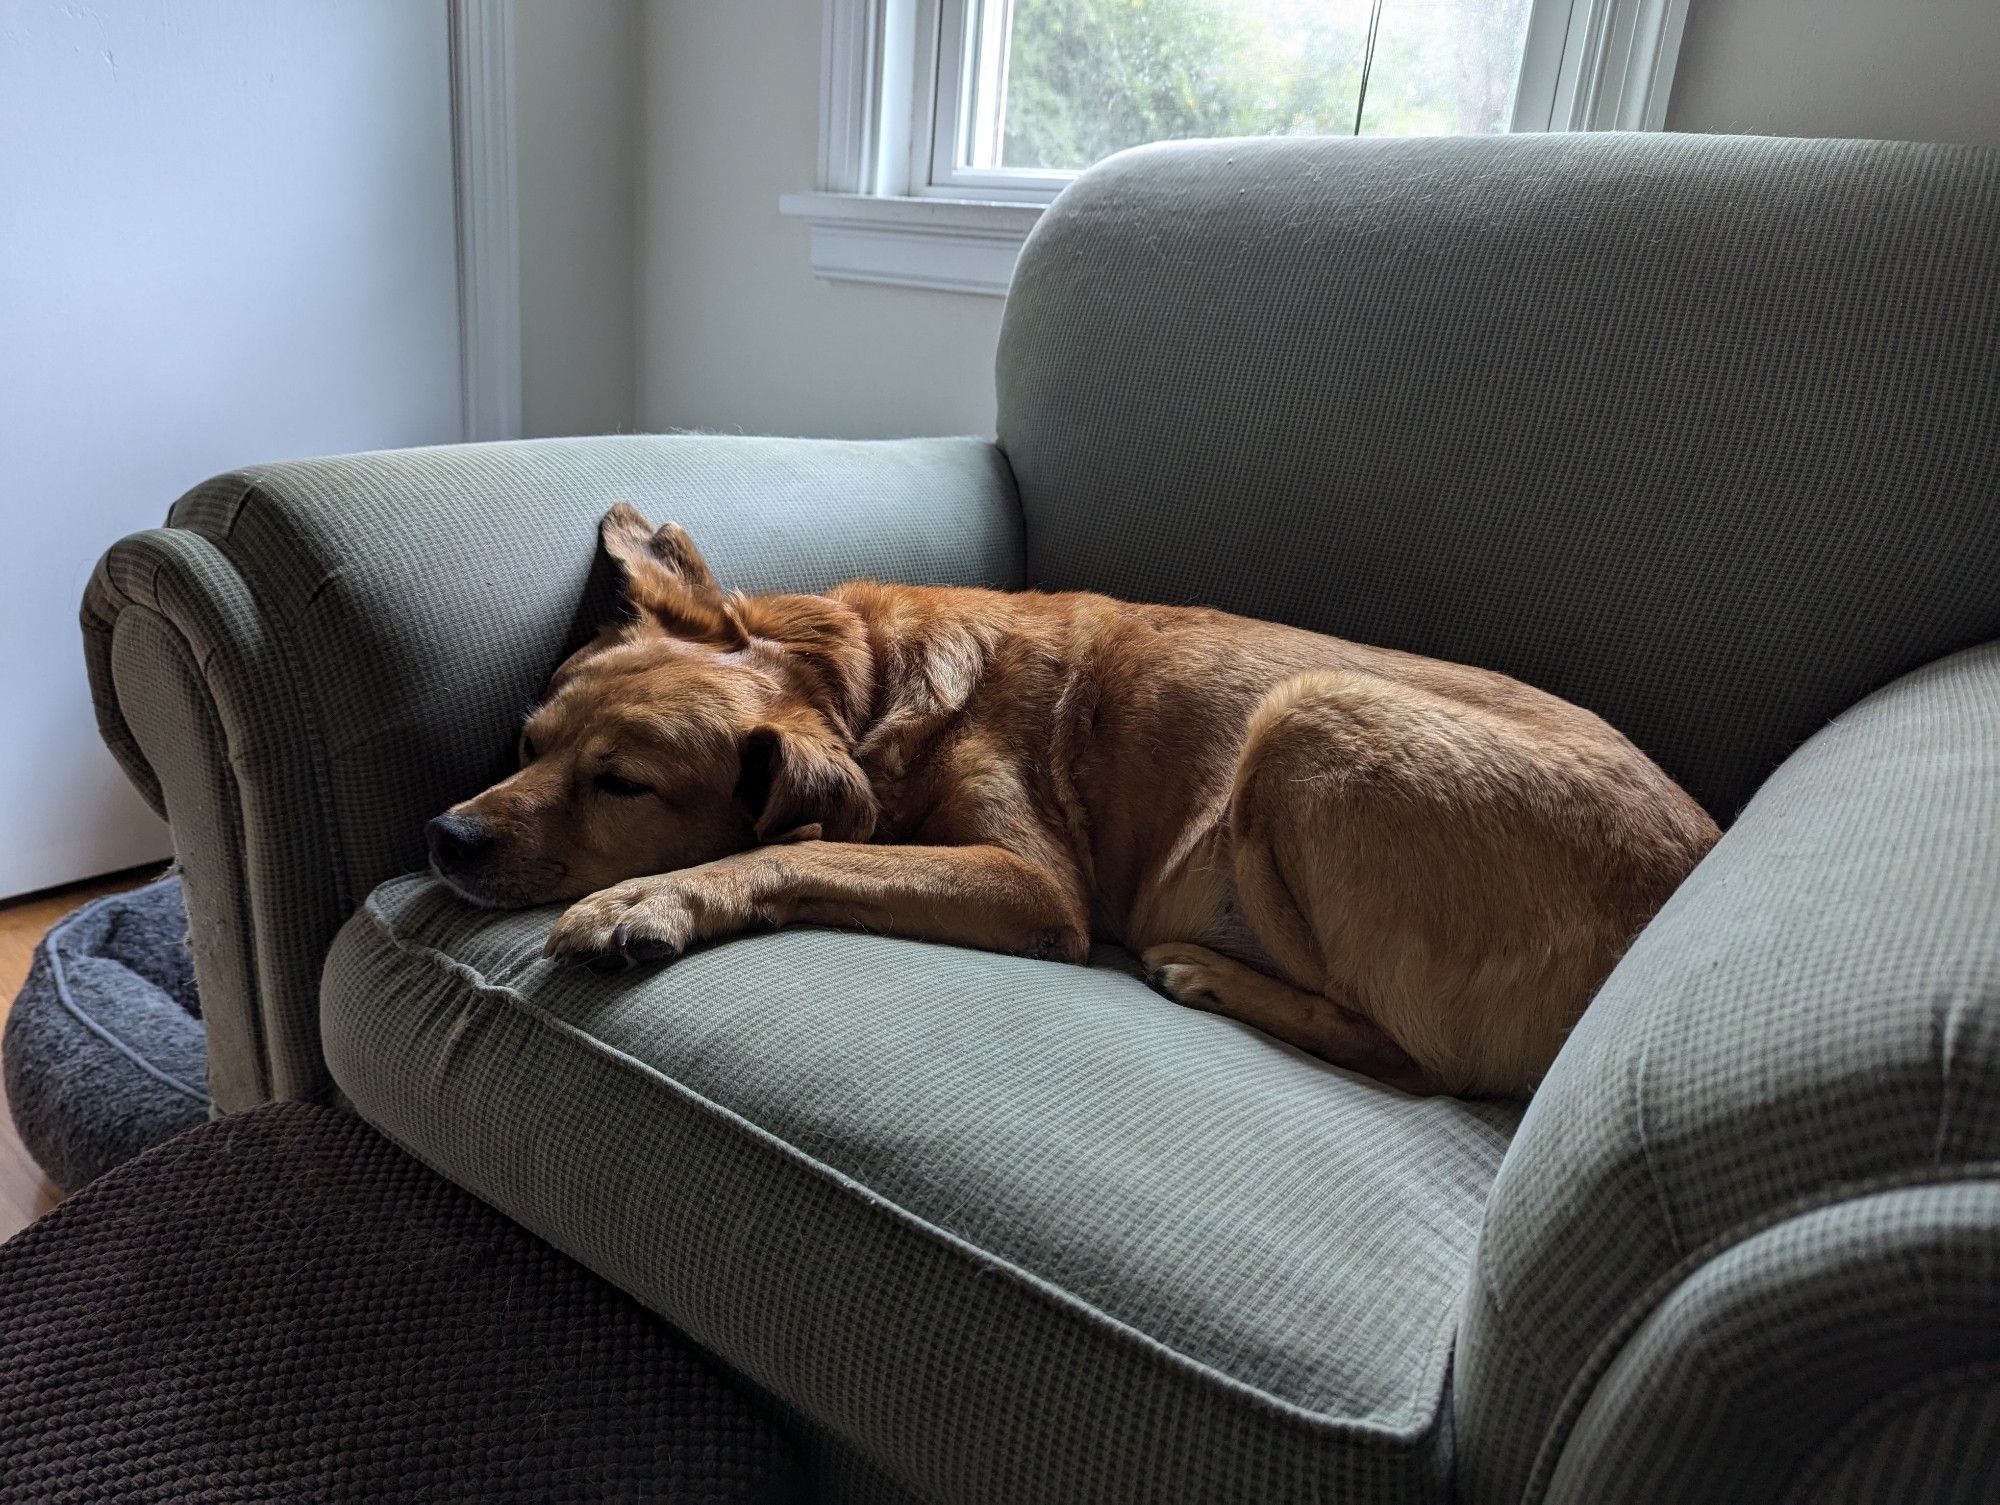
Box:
[0, 865, 166, 1243]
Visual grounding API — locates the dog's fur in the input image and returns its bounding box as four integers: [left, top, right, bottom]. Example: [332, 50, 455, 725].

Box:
[430, 505, 1719, 1097]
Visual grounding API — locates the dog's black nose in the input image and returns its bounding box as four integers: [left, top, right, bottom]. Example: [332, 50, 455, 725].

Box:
[427, 814, 494, 873]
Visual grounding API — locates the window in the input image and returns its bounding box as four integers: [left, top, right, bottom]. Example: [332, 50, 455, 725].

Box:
[781, 0, 1690, 294]
[932, 0, 1533, 199]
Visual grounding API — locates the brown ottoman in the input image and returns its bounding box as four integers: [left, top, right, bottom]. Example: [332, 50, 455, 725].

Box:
[0, 1102, 802, 1502]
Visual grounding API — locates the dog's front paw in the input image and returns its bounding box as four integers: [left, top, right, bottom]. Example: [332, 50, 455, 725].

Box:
[546, 877, 706, 968]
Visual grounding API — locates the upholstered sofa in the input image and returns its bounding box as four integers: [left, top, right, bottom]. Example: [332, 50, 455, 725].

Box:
[83, 134, 2000, 1502]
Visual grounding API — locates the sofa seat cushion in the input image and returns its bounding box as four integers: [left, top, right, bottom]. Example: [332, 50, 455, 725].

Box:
[325, 874, 1522, 1504]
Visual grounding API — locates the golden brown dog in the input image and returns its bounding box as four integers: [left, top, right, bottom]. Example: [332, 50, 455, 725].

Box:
[427, 505, 1718, 1096]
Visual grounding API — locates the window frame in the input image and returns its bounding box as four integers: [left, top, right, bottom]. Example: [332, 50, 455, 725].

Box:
[920, 0, 1080, 203]
[779, 0, 1691, 296]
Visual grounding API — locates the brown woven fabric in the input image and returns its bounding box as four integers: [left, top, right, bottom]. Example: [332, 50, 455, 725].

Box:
[0, 1102, 801, 1503]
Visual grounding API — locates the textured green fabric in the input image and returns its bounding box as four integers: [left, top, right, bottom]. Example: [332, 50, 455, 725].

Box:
[105, 618, 264, 1114]
[82, 528, 327, 1108]
[999, 133, 2000, 823]
[1456, 642, 2000, 1504]
[83, 137, 2000, 1496]
[1805, 1377, 2000, 1505]
[323, 878, 1521, 1503]
[1543, 1182, 2000, 1504]
[82, 436, 1021, 1107]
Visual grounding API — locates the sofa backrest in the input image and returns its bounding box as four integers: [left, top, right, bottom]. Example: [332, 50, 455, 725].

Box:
[997, 133, 2000, 821]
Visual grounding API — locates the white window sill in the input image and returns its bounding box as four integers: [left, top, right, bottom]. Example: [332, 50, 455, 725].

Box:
[777, 192, 1045, 297]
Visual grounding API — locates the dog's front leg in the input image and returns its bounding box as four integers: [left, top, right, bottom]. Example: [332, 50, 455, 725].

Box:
[545, 841, 1089, 967]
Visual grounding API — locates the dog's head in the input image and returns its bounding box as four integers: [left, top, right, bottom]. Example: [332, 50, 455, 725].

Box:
[426, 505, 876, 908]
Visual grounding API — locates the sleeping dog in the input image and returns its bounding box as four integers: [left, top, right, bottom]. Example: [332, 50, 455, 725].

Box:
[427, 505, 1718, 1097]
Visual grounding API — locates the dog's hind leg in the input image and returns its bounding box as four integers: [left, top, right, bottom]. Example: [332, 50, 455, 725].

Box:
[1221, 668, 1626, 1097]
[1141, 941, 1433, 1093]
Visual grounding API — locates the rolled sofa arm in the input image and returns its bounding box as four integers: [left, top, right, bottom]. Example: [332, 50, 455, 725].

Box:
[81, 434, 1022, 1112]
[1455, 641, 2000, 1503]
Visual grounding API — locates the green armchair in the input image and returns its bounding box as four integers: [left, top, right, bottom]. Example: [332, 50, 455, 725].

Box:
[85, 134, 2000, 1501]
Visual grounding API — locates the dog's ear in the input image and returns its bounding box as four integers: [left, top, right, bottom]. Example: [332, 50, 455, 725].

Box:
[736, 722, 877, 845]
[599, 503, 743, 644]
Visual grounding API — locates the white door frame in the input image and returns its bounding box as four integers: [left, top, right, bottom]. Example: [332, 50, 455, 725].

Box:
[448, 0, 523, 443]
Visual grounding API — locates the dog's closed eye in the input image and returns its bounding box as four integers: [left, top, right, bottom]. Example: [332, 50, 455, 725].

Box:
[593, 771, 651, 798]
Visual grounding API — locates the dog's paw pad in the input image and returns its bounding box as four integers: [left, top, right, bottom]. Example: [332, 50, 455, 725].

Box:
[609, 922, 682, 963]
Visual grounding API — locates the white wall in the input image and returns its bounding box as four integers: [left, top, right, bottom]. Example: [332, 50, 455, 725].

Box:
[516, 0, 643, 438]
[0, 0, 464, 897]
[1668, 0, 2000, 147]
[636, 0, 1003, 439]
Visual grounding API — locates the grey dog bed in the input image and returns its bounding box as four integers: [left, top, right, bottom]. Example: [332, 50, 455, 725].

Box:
[3, 875, 207, 1191]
